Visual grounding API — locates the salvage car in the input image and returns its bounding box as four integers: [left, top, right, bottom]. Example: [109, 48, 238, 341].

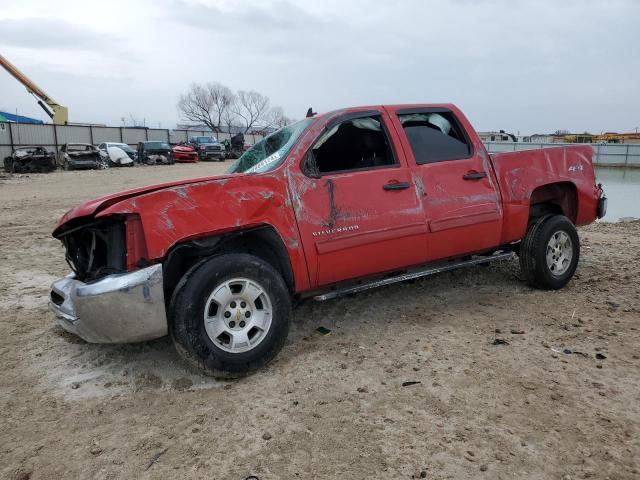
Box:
[188, 135, 225, 161]
[98, 142, 136, 166]
[3, 146, 56, 173]
[49, 104, 607, 378]
[137, 141, 174, 165]
[222, 133, 250, 159]
[57, 143, 102, 170]
[172, 143, 199, 163]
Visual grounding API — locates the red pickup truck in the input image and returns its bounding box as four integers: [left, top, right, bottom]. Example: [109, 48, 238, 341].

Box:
[49, 104, 606, 377]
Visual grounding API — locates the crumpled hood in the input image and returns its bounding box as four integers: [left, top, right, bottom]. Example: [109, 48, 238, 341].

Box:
[173, 145, 195, 153]
[54, 174, 235, 235]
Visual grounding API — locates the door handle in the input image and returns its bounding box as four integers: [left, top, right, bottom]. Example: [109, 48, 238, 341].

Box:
[383, 181, 410, 191]
[463, 171, 487, 180]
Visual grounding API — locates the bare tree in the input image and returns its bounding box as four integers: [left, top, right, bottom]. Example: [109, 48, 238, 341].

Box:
[177, 82, 235, 133]
[177, 83, 292, 134]
[269, 106, 294, 129]
[128, 114, 145, 127]
[233, 90, 272, 134]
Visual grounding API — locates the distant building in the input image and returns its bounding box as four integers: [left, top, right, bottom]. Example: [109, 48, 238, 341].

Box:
[477, 130, 517, 142]
[0, 111, 44, 124]
[595, 132, 640, 144]
[529, 134, 555, 143]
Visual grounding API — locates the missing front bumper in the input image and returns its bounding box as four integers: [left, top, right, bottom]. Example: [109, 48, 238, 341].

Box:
[49, 264, 168, 343]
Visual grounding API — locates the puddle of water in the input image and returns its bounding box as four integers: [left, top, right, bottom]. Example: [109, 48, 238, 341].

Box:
[595, 167, 640, 222]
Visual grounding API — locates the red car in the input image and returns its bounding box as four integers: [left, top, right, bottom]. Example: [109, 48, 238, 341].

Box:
[50, 103, 606, 378]
[172, 143, 199, 162]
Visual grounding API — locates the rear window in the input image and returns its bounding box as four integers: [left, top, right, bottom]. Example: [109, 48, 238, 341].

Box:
[67, 144, 93, 152]
[398, 112, 471, 164]
[145, 142, 170, 149]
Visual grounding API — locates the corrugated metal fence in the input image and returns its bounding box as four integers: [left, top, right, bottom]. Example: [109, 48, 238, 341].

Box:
[0, 122, 265, 160]
[1, 123, 637, 168]
[484, 142, 640, 167]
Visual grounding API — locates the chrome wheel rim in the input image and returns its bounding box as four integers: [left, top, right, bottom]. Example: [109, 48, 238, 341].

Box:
[546, 230, 573, 276]
[203, 278, 272, 353]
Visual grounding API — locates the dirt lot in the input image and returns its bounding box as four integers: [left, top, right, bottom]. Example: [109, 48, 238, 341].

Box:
[1, 163, 638, 479]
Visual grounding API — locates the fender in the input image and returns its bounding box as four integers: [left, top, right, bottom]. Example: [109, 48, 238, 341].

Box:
[490, 145, 599, 243]
[95, 172, 311, 292]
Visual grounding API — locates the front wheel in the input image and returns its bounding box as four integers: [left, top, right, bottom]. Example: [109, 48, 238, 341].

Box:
[519, 214, 580, 290]
[170, 254, 291, 378]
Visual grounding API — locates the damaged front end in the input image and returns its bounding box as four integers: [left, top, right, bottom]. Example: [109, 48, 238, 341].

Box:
[58, 218, 127, 282]
[3, 146, 56, 173]
[63, 143, 102, 170]
[145, 152, 172, 165]
[49, 216, 168, 343]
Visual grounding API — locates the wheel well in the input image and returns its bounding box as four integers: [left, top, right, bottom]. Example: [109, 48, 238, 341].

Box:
[528, 182, 577, 223]
[162, 225, 295, 299]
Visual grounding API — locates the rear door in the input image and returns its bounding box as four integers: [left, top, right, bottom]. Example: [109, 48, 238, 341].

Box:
[386, 106, 503, 261]
[288, 109, 429, 287]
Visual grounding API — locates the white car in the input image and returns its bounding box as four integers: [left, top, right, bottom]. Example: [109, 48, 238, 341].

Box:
[97, 142, 136, 167]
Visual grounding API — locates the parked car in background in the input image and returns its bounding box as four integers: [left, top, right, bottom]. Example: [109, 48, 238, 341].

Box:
[3, 146, 56, 173]
[57, 143, 101, 170]
[97, 142, 136, 166]
[222, 133, 251, 159]
[188, 136, 225, 161]
[137, 141, 174, 165]
[49, 103, 606, 378]
[172, 143, 199, 163]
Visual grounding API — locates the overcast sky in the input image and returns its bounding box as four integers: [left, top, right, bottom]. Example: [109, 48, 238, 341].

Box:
[1, 0, 638, 134]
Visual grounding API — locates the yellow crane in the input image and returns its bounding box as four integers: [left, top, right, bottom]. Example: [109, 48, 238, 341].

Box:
[0, 53, 68, 124]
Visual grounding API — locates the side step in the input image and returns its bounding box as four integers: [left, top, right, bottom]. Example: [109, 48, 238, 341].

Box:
[313, 252, 515, 301]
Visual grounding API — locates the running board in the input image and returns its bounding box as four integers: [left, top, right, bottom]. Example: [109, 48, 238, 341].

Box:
[313, 252, 515, 301]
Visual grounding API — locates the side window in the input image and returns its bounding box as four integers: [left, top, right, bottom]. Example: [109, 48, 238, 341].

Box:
[398, 112, 471, 164]
[310, 115, 396, 174]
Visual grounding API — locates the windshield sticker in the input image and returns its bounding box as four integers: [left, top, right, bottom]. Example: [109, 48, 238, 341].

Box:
[246, 151, 281, 173]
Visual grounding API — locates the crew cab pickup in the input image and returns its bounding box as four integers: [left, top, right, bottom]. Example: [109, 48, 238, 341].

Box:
[188, 136, 225, 161]
[49, 104, 606, 377]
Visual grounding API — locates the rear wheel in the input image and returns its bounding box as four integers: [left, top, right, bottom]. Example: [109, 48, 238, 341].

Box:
[170, 254, 291, 378]
[519, 214, 580, 289]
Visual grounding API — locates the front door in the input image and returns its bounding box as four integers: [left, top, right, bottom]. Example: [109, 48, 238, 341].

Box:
[288, 110, 428, 287]
[386, 106, 503, 261]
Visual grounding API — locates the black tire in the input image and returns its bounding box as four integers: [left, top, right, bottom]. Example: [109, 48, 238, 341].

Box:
[519, 214, 580, 290]
[4, 157, 15, 173]
[170, 253, 291, 378]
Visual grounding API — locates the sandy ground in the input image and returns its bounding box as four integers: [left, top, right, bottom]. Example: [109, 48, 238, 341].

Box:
[0, 163, 638, 480]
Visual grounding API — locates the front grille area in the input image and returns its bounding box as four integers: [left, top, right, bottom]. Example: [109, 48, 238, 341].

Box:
[206, 145, 221, 151]
[59, 219, 126, 282]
